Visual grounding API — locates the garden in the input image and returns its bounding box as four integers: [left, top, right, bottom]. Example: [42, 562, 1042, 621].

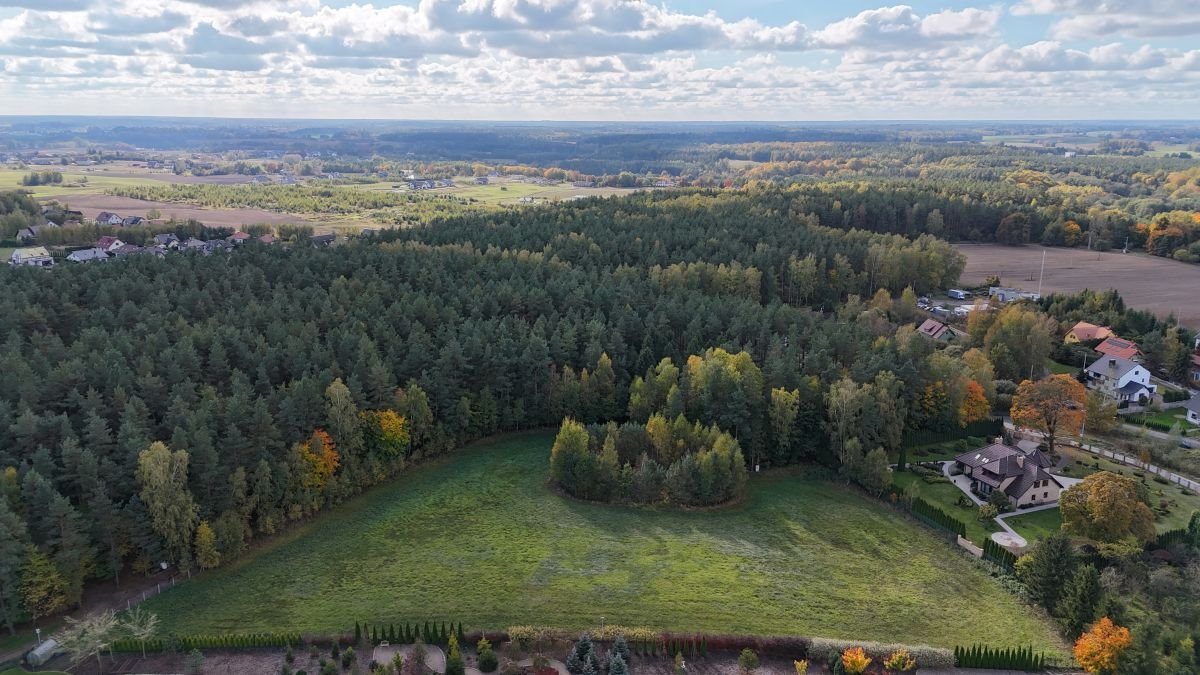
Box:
[140, 432, 1062, 653]
[1056, 447, 1200, 532]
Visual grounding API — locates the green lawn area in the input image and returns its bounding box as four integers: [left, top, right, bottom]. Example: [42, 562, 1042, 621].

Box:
[1045, 358, 1078, 376]
[891, 471, 1000, 547]
[1005, 509, 1063, 544]
[0, 169, 151, 198]
[1123, 407, 1194, 433]
[143, 432, 1062, 653]
[1057, 447, 1200, 531]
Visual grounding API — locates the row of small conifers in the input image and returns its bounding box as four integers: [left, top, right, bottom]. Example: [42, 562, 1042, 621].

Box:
[108, 624, 1054, 672]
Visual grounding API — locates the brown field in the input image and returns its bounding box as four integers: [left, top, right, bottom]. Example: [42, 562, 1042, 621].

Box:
[52, 194, 317, 229]
[958, 244, 1200, 327]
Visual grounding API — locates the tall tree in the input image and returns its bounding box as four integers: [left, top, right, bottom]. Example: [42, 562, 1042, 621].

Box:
[1060, 472, 1156, 547]
[1010, 375, 1085, 456]
[0, 500, 28, 634]
[135, 442, 198, 566]
[1016, 531, 1076, 611]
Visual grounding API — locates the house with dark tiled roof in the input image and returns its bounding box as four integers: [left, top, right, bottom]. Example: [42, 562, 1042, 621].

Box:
[1096, 336, 1142, 362]
[955, 441, 1063, 507]
[1185, 396, 1200, 426]
[1086, 355, 1155, 403]
[917, 318, 951, 341]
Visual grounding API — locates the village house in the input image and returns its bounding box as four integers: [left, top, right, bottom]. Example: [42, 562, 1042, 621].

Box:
[96, 236, 126, 252]
[917, 318, 952, 341]
[1191, 354, 1200, 387]
[1086, 355, 1156, 403]
[8, 246, 55, 267]
[310, 233, 336, 247]
[257, 233, 278, 245]
[153, 233, 180, 248]
[1095, 336, 1143, 362]
[15, 223, 58, 242]
[95, 212, 124, 226]
[227, 231, 252, 244]
[1186, 397, 1200, 426]
[1064, 321, 1113, 344]
[121, 216, 146, 227]
[954, 440, 1063, 507]
[66, 248, 110, 263]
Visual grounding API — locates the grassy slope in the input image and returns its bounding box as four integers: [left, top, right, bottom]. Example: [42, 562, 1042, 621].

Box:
[144, 432, 1061, 653]
[891, 472, 1000, 546]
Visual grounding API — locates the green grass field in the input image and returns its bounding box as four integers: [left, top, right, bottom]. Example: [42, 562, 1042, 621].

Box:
[143, 432, 1062, 652]
[891, 471, 1000, 546]
[1005, 509, 1063, 544]
[0, 169, 151, 198]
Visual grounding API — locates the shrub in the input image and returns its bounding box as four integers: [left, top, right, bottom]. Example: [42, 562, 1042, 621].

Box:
[477, 638, 499, 673]
[810, 639, 954, 670]
[446, 633, 465, 675]
[883, 648, 916, 672]
[186, 649, 205, 675]
[612, 635, 632, 663]
[841, 647, 871, 675]
[793, 660, 808, 675]
[738, 649, 758, 673]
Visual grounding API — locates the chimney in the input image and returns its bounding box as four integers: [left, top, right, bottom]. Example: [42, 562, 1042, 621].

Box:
[1015, 454, 1025, 469]
[1109, 358, 1117, 368]
[994, 437, 1004, 445]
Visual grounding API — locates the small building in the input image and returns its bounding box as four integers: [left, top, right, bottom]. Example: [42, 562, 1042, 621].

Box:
[573, 180, 595, 188]
[66, 248, 110, 263]
[1096, 336, 1143, 362]
[988, 286, 1039, 303]
[1065, 321, 1113, 344]
[181, 238, 207, 252]
[121, 216, 145, 227]
[917, 318, 951, 341]
[1190, 354, 1200, 387]
[947, 289, 972, 300]
[654, 179, 677, 188]
[153, 233, 180, 248]
[1086, 355, 1155, 403]
[310, 233, 336, 247]
[111, 244, 144, 257]
[257, 233, 278, 245]
[8, 246, 54, 267]
[228, 231, 252, 244]
[954, 441, 1063, 507]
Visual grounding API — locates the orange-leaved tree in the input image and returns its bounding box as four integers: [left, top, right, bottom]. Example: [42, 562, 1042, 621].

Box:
[299, 429, 339, 489]
[1074, 617, 1131, 675]
[958, 380, 990, 427]
[1011, 374, 1085, 456]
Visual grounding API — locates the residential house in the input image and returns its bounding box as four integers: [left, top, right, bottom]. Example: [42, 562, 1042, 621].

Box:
[572, 180, 595, 188]
[95, 236, 126, 252]
[989, 287, 1040, 303]
[8, 247, 54, 267]
[1086, 355, 1156, 403]
[310, 233, 336, 247]
[181, 238, 207, 252]
[917, 318, 952, 341]
[1096, 336, 1143, 362]
[654, 179, 678, 188]
[954, 441, 1063, 507]
[153, 233, 180, 248]
[1185, 397, 1200, 426]
[1065, 321, 1113, 344]
[257, 234, 278, 245]
[228, 231, 252, 244]
[95, 212, 123, 226]
[66, 248, 110, 263]
[121, 216, 145, 227]
[1189, 354, 1200, 387]
[111, 244, 144, 257]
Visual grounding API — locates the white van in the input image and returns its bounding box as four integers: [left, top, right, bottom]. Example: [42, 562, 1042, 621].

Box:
[947, 289, 972, 300]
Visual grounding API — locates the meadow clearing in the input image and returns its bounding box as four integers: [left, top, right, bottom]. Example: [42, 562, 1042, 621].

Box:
[142, 432, 1063, 654]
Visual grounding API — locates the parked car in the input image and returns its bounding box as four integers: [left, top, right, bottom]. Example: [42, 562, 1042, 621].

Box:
[947, 289, 972, 300]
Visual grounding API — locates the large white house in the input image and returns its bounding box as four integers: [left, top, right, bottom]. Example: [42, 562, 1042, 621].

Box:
[8, 246, 54, 267]
[1086, 355, 1155, 403]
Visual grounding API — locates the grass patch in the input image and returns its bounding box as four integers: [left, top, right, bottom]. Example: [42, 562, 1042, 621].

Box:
[143, 432, 1062, 653]
[0, 618, 63, 656]
[1045, 358, 1078, 376]
[1005, 509, 1063, 544]
[891, 471, 1000, 546]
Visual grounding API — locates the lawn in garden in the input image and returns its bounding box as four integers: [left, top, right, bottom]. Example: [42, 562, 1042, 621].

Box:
[143, 432, 1063, 653]
[1057, 447, 1200, 531]
[891, 471, 1001, 547]
[1005, 509, 1063, 544]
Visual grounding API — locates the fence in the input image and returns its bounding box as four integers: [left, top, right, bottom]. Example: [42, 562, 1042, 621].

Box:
[121, 574, 183, 611]
[902, 419, 1003, 448]
[1063, 439, 1200, 492]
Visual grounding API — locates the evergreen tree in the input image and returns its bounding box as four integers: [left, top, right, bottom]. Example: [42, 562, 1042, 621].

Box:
[0, 500, 29, 635]
[1057, 563, 1102, 638]
[1016, 531, 1076, 612]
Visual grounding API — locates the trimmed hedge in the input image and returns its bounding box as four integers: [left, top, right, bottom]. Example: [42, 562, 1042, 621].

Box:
[111, 633, 304, 653]
[357, 621, 464, 646]
[1152, 528, 1189, 549]
[809, 638, 954, 670]
[903, 419, 1003, 448]
[982, 538, 1017, 571]
[954, 644, 1045, 671]
[909, 497, 968, 538]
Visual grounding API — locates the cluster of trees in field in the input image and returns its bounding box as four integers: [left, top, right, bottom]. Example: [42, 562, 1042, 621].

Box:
[20, 170, 63, 186]
[0, 190, 983, 631]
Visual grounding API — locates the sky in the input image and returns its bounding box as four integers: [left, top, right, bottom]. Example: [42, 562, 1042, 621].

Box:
[0, 0, 1197, 120]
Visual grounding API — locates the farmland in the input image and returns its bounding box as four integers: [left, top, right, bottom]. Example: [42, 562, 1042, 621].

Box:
[958, 244, 1200, 327]
[142, 432, 1063, 653]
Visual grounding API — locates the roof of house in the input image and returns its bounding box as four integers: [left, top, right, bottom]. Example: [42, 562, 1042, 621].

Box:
[10, 246, 51, 260]
[311, 233, 336, 243]
[1184, 397, 1200, 414]
[229, 231, 251, 241]
[67, 248, 109, 261]
[955, 442, 1060, 499]
[1086, 355, 1143, 380]
[111, 244, 142, 255]
[154, 233, 179, 244]
[1096, 337, 1141, 360]
[258, 234, 277, 243]
[917, 318, 950, 339]
[1068, 321, 1113, 342]
[1117, 381, 1152, 397]
[96, 236, 121, 249]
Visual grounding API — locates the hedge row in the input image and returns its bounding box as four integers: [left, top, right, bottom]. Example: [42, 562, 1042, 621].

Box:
[903, 419, 1003, 448]
[111, 633, 303, 653]
[909, 496, 968, 538]
[1153, 528, 1189, 549]
[809, 638, 954, 670]
[954, 644, 1045, 671]
[356, 621, 464, 646]
[982, 538, 1017, 571]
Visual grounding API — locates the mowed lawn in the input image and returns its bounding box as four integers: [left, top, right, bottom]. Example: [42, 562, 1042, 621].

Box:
[144, 432, 1062, 652]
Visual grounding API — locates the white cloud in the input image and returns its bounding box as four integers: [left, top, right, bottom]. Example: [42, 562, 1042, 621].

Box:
[1012, 0, 1200, 38]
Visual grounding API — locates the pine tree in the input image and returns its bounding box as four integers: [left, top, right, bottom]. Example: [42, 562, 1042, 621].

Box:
[613, 635, 631, 663]
[1057, 563, 1102, 638]
[1017, 531, 1076, 611]
[609, 654, 628, 675]
[445, 632, 465, 675]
